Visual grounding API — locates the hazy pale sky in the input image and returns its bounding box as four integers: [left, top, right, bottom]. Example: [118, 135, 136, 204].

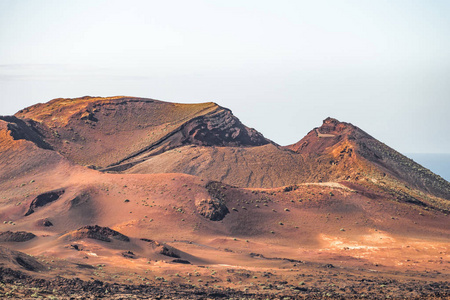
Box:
[1, 0, 449, 153]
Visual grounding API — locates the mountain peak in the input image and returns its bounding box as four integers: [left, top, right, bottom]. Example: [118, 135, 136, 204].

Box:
[4, 96, 449, 200]
[286, 118, 355, 153]
[285, 117, 449, 201]
[322, 117, 340, 124]
[11, 96, 270, 170]
[317, 117, 356, 135]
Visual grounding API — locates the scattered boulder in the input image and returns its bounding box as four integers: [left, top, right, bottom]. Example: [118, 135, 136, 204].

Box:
[80, 110, 98, 122]
[74, 263, 96, 269]
[140, 238, 163, 248]
[121, 251, 136, 259]
[159, 245, 180, 258]
[70, 244, 82, 251]
[36, 218, 53, 227]
[140, 238, 183, 259]
[43, 219, 53, 227]
[25, 189, 65, 216]
[61, 225, 129, 242]
[172, 259, 191, 264]
[0, 231, 36, 242]
[140, 238, 157, 244]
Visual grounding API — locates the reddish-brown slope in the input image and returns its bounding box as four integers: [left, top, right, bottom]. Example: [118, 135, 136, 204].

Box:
[10, 97, 450, 205]
[122, 144, 310, 188]
[1, 100, 449, 298]
[286, 117, 450, 203]
[14, 96, 270, 169]
[0, 116, 99, 229]
[0, 161, 449, 288]
[0, 118, 68, 182]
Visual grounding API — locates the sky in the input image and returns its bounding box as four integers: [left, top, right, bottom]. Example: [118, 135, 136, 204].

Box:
[1, 0, 449, 155]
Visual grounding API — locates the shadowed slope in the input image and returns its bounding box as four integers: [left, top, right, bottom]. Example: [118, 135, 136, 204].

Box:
[0, 246, 44, 271]
[123, 144, 309, 188]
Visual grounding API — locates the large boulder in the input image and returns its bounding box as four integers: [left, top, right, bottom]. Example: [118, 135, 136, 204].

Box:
[195, 197, 229, 221]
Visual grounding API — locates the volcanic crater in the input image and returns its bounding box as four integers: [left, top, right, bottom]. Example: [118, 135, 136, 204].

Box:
[0, 96, 448, 299]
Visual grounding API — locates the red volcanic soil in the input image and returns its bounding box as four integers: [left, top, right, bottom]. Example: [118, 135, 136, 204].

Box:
[13, 96, 269, 169]
[287, 117, 449, 201]
[0, 96, 449, 299]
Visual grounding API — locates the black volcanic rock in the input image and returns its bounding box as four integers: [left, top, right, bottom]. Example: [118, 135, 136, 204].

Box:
[159, 245, 180, 258]
[181, 107, 269, 147]
[196, 181, 230, 221]
[36, 218, 53, 227]
[0, 231, 36, 242]
[195, 197, 229, 221]
[0, 116, 53, 150]
[62, 225, 130, 242]
[25, 189, 65, 216]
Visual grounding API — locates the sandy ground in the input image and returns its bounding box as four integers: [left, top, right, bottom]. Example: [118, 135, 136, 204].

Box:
[0, 166, 448, 299]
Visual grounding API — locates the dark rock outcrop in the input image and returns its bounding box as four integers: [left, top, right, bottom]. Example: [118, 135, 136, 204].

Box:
[181, 107, 269, 147]
[36, 218, 53, 227]
[0, 231, 36, 242]
[172, 259, 191, 264]
[195, 197, 229, 221]
[196, 181, 230, 221]
[121, 250, 136, 259]
[0, 116, 53, 150]
[159, 245, 180, 258]
[25, 189, 65, 216]
[61, 225, 130, 242]
[101, 105, 271, 173]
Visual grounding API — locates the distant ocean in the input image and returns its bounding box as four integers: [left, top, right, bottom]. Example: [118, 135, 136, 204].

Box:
[405, 153, 450, 182]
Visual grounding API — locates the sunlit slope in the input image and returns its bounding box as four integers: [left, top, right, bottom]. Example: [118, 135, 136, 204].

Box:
[15, 96, 269, 169]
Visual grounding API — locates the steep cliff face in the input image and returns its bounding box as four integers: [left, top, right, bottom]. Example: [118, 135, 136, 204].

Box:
[180, 107, 268, 147]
